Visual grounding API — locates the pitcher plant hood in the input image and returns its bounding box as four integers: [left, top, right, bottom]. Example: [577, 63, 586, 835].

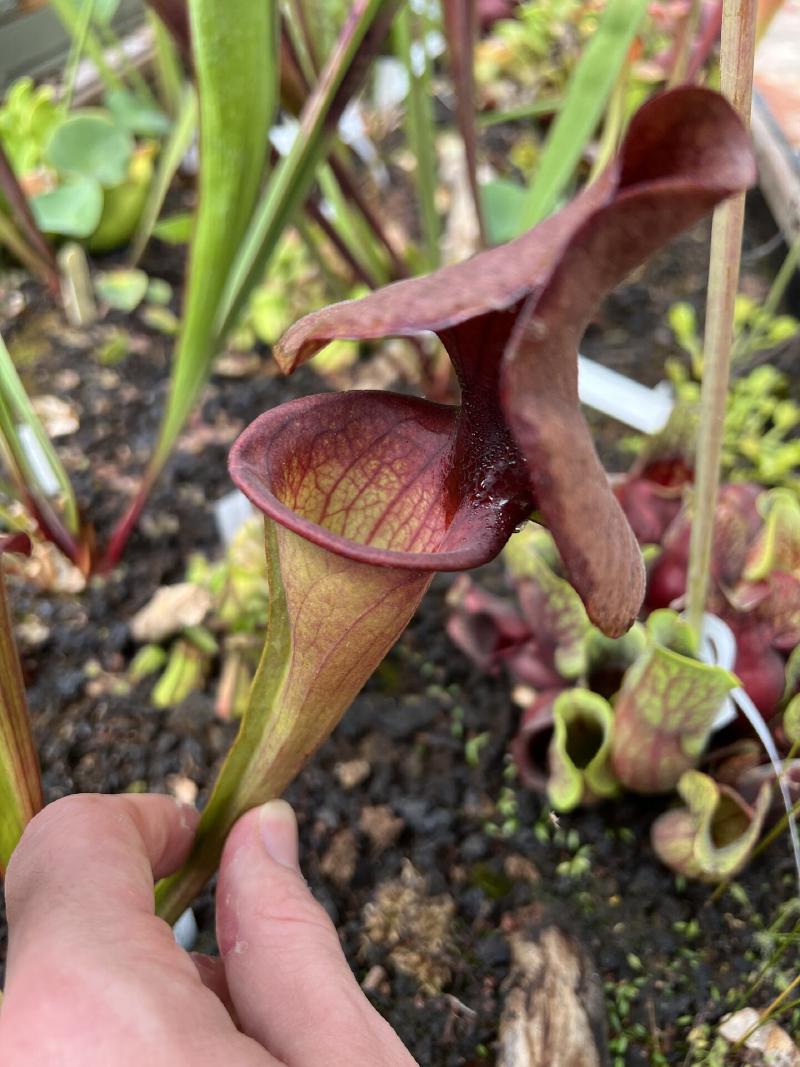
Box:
[230, 87, 756, 638]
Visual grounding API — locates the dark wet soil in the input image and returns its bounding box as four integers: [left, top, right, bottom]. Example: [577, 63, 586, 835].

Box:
[0, 199, 799, 1066]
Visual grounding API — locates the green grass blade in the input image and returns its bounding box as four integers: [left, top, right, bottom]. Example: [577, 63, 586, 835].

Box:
[149, 9, 186, 117]
[149, 0, 278, 471]
[216, 0, 403, 340]
[48, 0, 125, 93]
[395, 3, 440, 269]
[129, 85, 197, 265]
[520, 0, 649, 228]
[0, 334, 80, 536]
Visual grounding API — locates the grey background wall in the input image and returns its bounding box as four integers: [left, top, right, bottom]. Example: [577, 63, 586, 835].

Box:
[0, 0, 144, 91]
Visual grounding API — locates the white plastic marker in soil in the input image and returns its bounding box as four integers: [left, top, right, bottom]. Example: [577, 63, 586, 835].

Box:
[577, 355, 674, 433]
[173, 906, 198, 951]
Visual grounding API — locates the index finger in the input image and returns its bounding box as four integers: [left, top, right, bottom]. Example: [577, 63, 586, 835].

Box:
[4, 793, 198, 950]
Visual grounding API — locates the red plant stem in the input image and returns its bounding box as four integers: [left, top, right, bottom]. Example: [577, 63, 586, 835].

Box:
[303, 195, 380, 288]
[0, 143, 60, 294]
[99, 470, 156, 573]
[686, 0, 757, 632]
[328, 156, 411, 280]
[280, 21, 408, 279]
[442, 0, 487, 247]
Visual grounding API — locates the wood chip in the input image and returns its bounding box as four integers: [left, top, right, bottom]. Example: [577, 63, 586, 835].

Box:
[498, 912, 609, 1067]
[319, 828, 358, 888]
[334, 758, 371, 790]
[720, 1007, 800, 1066]
[130, 583, 212, 643]
[359, 804, 404, 854]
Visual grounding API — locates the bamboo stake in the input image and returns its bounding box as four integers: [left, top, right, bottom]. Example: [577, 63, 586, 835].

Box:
[685, 0, 758, 633]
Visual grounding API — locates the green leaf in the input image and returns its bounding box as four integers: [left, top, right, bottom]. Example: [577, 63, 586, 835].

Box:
[95, 268, 149, 311]
[30, 176, 104, 238]
[217, 0, 403, 340]
[396, 3, 440, 269]
[104, 87, 172, 137]
[45, 110, 133, 187]
[0, 536, 42, 874]
[784, 693, 800, 746]
[0, 333, 80, 539]
[520, 0, 649, 228]
[146, 0, 279, 476]
[93, 0, 121, 25]
[129, 87, 197, 264]
[152, 212, 193, 244]
[481, 178, 529, 245]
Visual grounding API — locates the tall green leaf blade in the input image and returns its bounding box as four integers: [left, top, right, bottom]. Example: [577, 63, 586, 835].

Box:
[216, 0, 404, 340]
[0, 535, 43, 874]
[520, 0, 649, 228]
[150, 0, 278, 470]
[396, 3, 441, 270]
[129, 86, 197, 264]
[0, 335, 81, 542]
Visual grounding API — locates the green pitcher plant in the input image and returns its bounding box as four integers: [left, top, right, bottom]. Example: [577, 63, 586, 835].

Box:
[152, 87, 755, 920]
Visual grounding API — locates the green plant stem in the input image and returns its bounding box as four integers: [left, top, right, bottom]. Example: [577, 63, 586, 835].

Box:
[318, 163, 390, 284]
[763, 235, 800, 320]
[477, 96, 564, 127]
[0, 214, 56, 288]
[589, 57, 629, 182]
[396, 4, 440, 270]
[129, 85, 197, 265]
[685, 0, 758, 633]
[62, 0, 96, 110]
[733, 971, 800, 1050]
[49, 0, 124, 92]
[520, 0, 648, 226]
[733, 236, 800, 360]
[0, 554, 43, 873]
[0, 335, 80, 538]
[217, 0, 402, 338]
[149, 10, 185, 117]
[95, 19, 158, 104]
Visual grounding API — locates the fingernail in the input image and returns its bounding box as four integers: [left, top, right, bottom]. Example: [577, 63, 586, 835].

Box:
[258, 799, 300, 870]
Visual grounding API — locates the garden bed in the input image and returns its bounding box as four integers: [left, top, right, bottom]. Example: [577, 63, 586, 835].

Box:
[0, 197, 798, 1066]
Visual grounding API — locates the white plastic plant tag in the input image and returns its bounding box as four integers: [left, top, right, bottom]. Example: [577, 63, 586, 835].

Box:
[173, 907, 198, 951]
[269, 118, 300, 157]
[373, 57, 409, 112]
[697, 613, 738, 730]
[215, 489, 256, 548]
[18, 424, 60, 496]
[577, 355, 674, 434]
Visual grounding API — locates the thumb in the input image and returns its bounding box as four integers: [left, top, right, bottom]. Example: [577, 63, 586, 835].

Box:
[217, 800, 415, 1067]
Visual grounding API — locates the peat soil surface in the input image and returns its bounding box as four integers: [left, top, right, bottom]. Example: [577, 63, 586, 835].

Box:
[0, 204, 799, 1066]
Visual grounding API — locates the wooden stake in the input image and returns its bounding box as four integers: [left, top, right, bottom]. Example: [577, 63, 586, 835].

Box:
[685, 0, 759, 633]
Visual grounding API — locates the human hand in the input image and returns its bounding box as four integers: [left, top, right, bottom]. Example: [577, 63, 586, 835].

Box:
[0, 794, 416, 1067]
